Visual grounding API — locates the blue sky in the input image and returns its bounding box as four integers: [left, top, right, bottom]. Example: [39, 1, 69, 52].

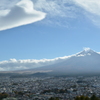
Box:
[0, 0, 100, 71]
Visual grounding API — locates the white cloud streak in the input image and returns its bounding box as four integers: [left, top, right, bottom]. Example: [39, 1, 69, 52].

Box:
[0, 56, 71, 71]
[33, 0, 79, 27]
[0, 0, 46, 31]
[74, 0, 100, 16]
[33, 0, 100, 27]
[74, 0, 100, 26]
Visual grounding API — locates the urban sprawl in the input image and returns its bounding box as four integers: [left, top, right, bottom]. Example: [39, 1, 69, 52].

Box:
[0, 76, 100, 100]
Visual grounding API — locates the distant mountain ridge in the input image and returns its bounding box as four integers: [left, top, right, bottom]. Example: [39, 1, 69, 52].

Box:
[1, 48, 100, 76]
[26, 48, 100, 75]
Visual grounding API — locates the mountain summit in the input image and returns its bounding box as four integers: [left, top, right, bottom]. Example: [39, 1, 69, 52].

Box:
[76, 48, 97, 57]
[81, 48, 95, 54]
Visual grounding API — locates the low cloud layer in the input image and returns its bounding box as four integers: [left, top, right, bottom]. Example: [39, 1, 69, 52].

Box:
[0, 48, 98, 71]
[0, 56, 71, 71]
[0, 0, 46, 31]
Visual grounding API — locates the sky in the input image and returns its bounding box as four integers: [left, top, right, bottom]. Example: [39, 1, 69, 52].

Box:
[0, 0, 100, 71]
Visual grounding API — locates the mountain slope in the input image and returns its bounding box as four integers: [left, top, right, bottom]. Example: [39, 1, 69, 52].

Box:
[30, 49, 100, 75]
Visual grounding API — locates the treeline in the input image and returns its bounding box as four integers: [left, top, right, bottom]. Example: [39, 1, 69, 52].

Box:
[49, 95, 100, 100]
[75, 95, 100, 100]
[49, 97, 60, 100]
[0, 93, 8, 100]
[41, 88, 70, 94]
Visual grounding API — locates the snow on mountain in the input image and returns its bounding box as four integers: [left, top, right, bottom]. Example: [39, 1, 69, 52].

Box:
[75, 48, 97, 57]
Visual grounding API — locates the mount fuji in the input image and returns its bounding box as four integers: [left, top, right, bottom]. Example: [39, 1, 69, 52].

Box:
[27, 48, 100, 75]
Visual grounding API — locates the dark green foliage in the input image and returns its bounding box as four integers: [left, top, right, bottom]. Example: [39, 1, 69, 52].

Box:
[75, 95, 100, 100]
[14, 91, 24, 96]
[85, 96, 90, 100]
[49, 97, 59, 100]
[41, 88, 67, 94]
[90, 95, 99, 100]
[0, 93, 8, 100]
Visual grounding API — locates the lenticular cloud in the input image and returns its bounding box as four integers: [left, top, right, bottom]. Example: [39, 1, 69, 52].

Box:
[0, 0, 46, 31]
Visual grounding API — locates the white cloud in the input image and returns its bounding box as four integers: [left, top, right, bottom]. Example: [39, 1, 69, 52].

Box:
[74, 0, 100, 26]
[74, 0, 100, 16]
[1, 0, 100, 30]
[97, 52, 100, 54]
[32, 0, 79, 27]
[33, 0, 100, 27]
[0, 56, 72, 71]
[0, 0, 46, 31]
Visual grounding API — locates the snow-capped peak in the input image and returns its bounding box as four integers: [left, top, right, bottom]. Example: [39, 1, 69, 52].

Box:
[84, 47, 91, 52]
[75, 48, 96, 57]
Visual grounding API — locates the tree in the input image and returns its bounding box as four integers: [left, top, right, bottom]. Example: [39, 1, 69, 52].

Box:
[80, 95, 86, 100]
[0, 93, 8, 100]
[74, 95, 100, 100]
[90, 95, 100, 100]
[49, 97, 59, 100]
[85, 96, 90, 100]
[75, 96, 80, 100]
